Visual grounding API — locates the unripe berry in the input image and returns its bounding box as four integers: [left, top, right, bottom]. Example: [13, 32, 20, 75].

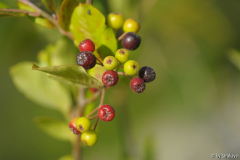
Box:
[76, 117, 91, 133]
[76, 51, 96, 69]
[130, 77, 146, 93]
[103, 56, 118, 70]
[69, 117, 81, 135]
[139, 66, 156, 83]
[122, 32, 141, 50]
[98, 105, 115, 122]
[115, 49, 129, 63]
[79, 39, 95, 52]
[107, 13, 124, 30]
[124, 60, 140, 76]
[81, 129, 98, 146]
[123, 18, 140, 33]
[102, 70, 118, 87]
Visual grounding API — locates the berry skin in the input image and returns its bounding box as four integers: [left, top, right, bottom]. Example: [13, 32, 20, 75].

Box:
[130, 77, 146, 93]
[123, 18, 140, 33]
[122, 32, 141, 50]
[124, 60, 140, 76]
[81, 129, 98, 147]
[103, 56, 118, 70]
[115, 49, 129, 63]
[98, 105, 115, 122]
[76, 51, 96, 69]
[102, 70, 118, 87]
[107, 13, 124, 30]
[79, 39, 95, 52]
[69, 117, 81, 135]
[76, 117, 91, 133]
[139, 66, 156, 83]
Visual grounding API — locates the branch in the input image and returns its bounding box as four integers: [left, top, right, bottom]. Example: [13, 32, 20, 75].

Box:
[86, 0, 93, 5]
[0, 9, 41, 17]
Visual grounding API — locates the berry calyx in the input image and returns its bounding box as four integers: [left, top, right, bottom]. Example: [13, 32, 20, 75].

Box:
[69, 117, 81, 135]
[76, 117, 91, 133]
[130, 77, 146, 93]
[123, 18, 140, 33]
[122, 32, 141, 50]
[107, 13, 124, 30]
[115, 48, 129, 63]
[98, 105, 115, 122]
[139, 66, 156, 83]
[102, 70, 118, 87]
[103, 56, 118, 70]
[124, 60, 140, 76]
[79, 39, 95, 52]
[81, 129, 98, 147]
[76, 51, 96, 69]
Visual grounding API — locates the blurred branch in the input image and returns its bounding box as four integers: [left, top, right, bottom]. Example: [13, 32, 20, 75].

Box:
[0, 8, 41, 17]
[86, 0, 93, 5]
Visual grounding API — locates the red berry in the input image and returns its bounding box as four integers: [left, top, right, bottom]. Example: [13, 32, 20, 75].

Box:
[102, 70, 118, 87]
[79, 39, 95, 52]
[122, 32, 141, 50]
[76, 51, 96, 69]
[139, 66, 156, 83]
[98, 105, 115, 122]
[69, 117, 81, 135]
[130, 77, 146, 93]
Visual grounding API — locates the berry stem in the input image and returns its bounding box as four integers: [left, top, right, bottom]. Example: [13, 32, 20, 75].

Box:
[118, 65, 123, 68]
[84, 90, 101, 105]
[96, 57, 103, 66]
[94, 117, 99, 131]
[117, 32, 127, 41]
[117, 72, 132, 80]
[89, 114, 98, 120]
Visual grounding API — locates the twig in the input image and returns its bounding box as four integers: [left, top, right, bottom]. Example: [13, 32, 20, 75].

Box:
[84, 90, 101, 105]
[89, 114, 98, 120]
[117, 32, 127, 41]
[0, 9, 41, 17]
[94, 117, 99, 130]
[96, 57, 103, 66]
[117, 72, 132, 80]
[118, 65, 123, 68]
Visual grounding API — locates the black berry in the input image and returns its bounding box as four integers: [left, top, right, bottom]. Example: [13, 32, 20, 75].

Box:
[122, 32, 141, 50]
[139, 66, 156, 83]
[130, 77, 146, 93]
[76, 51, 96, 69]
[102, 70, 118, 87]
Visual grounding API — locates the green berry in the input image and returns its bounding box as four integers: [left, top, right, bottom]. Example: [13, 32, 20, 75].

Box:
[81, 129, 98, 146]
[76, 117, 91, 133]
[103, 56, 118, 70]
[123, 18, 140, 33]
[115, 49, 129, 63]
[107, 13, 124, 30]
[124, 60, 140, 75]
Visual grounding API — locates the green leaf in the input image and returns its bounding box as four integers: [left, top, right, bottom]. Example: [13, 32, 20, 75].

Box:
[32, 64, 103, 88]
[59, 0, 78, 31]
[41, 0, 56, 13]
[59, 155, 74, 160]
[228, 49, 240, 71]
[70, 3, 117, 60]
[10, 62, 72, 115]
[34, 117, 74, 141]
[0, 9, 27, 17]
[0, 2, 8, 9]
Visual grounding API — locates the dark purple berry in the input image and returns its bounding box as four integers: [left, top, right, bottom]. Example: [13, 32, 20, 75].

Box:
[139, 66, 156, 83]
[76, 51, 96, 69]
[130, 77, 146, 93]
[122, 32, 141, 50]
[102, 70, 118, 87]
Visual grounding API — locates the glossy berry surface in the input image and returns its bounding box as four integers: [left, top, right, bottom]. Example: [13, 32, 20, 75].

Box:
[122, 32, 141, 50]
[124, 60, 140, 76]
[81, 129, 98, 147]
[139, 66, 156, 83]
[76, 117, 91, 133]
[130, 77, 146, 93]
[98, 105, 115, 122]
[79, 39, 95, 52]
[107, 13, 124, 30]
[115, 49, 129, 63]
[102, 70, 118, 87]
[69, 117, 81, 135]
[123, 18, 140, 33]
[76, 51, 96, 69]
[103, 56, 118, 70]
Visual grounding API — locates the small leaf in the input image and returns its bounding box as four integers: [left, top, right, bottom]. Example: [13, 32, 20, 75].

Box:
[59, 0, 78, 31]
[70, 4, 117, 60]
[32, 64, 103, 88]
[59, 155, 74, 160]
[10, 62, 72, 115]
[0, 2, 8, 9]
[41, 0, 56, 13]
[34, 117, 74, 141]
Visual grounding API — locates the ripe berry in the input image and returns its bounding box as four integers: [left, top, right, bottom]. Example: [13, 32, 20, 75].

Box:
[98, 105, 115, 122]
[76, 117, 91, 133]
[79, 39, 95, 52]
[107, 13, 124, 30]
[76, 51, 96, 69]
[123, 18, 140, 33]
[124, 60, 140, 76]
[122, 32, 141, 50]
[130, 77, 146, 93]
[115, 48, 129, 63]
[81, 129, 98, 147]
[139, 66, 156, 83]
[103, 56, 118, 70]
[69, 117, 81, 135]
[102, 70, 118, 87]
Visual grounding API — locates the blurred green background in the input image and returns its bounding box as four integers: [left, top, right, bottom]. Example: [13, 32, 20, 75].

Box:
[1, 0, 240, 160]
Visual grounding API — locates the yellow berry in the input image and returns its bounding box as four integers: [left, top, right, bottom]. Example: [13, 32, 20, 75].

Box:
[123, 18, 140, 33]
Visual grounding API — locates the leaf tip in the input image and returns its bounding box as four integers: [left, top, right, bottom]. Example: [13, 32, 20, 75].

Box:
[32, 63, 39, 70]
